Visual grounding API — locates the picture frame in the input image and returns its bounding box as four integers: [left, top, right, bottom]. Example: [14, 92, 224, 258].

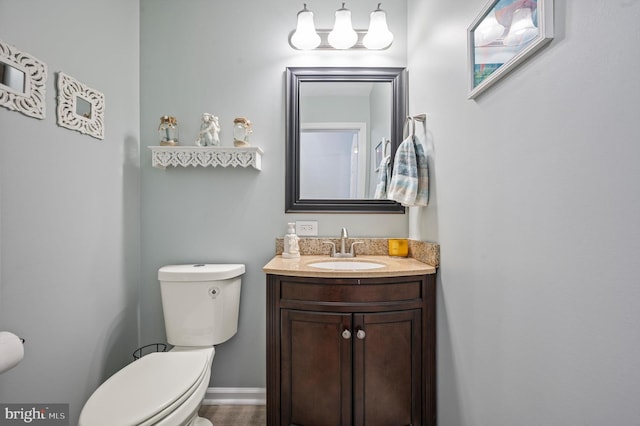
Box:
[0, 39, 48, 119]
[56, 72, 105, 140]
[468, 0, 554, 99]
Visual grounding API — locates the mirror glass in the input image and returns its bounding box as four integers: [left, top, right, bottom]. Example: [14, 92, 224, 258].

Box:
[75, 96, 92, 119]
[0, 60, 26, 94]
[286, 67, 406, 213]
[299, 82, 390, 200]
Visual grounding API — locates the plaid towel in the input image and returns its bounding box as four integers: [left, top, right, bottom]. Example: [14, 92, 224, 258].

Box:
[387, 134, 429, 206]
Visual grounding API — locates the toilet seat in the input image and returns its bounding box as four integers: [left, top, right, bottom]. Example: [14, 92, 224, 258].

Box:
[79, 349, 212, 426]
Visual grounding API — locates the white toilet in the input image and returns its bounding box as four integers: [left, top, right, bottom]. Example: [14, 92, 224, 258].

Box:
[79, 263, 245, 426]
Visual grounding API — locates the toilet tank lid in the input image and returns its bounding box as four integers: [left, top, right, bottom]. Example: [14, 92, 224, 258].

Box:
[158, 264, 245, 281]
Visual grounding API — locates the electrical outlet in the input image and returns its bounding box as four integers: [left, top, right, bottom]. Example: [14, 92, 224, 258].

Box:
[296, 220, 318, 236]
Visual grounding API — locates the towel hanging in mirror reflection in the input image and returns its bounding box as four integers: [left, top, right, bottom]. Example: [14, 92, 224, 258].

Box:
[374, 141, 392, 199]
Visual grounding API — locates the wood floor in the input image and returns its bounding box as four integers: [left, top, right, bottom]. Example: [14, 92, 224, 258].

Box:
[198, 405, 266, 426]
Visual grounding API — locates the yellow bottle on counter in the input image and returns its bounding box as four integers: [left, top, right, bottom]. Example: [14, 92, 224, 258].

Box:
[388, 239, 409, 257]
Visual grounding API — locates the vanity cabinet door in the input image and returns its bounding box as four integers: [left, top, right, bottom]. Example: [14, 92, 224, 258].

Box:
[280, 309, 422, 426]
[353, 310, 422, 426]
[281, 309, 353, 426]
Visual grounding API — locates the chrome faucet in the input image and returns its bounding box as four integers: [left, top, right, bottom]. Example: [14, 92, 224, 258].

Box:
[323, 228, 363, 258]
[340, 227, 348, 255]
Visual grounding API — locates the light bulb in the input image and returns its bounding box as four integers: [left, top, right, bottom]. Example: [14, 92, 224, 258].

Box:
[503, 7, 538, 46]
[328, 3, 358, 49]
[474, 10, 505, 47]
[363, 3, 394, 50]
[291, 4, 321, 50]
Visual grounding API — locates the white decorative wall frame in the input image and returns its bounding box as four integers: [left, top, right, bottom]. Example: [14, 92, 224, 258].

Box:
[0, 39, 48, 119]
[56, 72, 105, 139]
[148, 146, 263, 170]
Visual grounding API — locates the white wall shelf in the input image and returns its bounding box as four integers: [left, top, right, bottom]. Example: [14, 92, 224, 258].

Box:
[149, 146, 263, 170]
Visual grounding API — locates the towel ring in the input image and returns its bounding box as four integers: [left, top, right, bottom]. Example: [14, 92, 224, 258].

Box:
[403, 116, 415, 139]
[384, 139, 391, 156]
[403, 114, 427, 139]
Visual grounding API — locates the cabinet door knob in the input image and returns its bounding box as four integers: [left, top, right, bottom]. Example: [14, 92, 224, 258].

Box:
[356, 329, 366, 340]
[342, 329, 352, 339]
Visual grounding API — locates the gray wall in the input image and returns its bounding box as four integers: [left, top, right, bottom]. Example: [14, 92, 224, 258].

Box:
[301, 95, 370, 123]
[0, 1, 140, 424]
[140, 0, 408, 388]
[408, 0, 640, 424]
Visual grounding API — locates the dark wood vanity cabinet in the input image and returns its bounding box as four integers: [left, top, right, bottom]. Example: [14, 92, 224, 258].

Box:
[266, 274, 436, 426]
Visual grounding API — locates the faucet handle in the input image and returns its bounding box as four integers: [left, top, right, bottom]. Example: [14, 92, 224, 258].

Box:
[349, 241, 364, 256]
[323, 241, 336, 257]
[341, 227, 348, 238]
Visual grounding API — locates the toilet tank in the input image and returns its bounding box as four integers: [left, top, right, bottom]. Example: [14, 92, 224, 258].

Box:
[158, 264, 245, 347]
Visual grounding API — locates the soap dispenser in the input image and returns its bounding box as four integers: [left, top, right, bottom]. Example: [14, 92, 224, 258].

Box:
[282, 222, 300, 259]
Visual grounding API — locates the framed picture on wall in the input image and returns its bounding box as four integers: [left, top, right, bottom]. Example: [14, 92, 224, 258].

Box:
[468, 0, 554, 99]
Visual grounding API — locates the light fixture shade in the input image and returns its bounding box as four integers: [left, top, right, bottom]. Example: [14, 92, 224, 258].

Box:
[503, 7, 538, 46]
[291, 4, 321, 50]
[328, 3, 358, 49]
[473, 10, 505, 47]
[363, 3, 394, 50]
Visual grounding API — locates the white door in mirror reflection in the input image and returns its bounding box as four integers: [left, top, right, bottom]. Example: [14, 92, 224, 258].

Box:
[300, 123, 366, 199]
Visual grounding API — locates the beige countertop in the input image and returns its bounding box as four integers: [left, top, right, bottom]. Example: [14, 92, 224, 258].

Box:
[263, 255, 436, 278]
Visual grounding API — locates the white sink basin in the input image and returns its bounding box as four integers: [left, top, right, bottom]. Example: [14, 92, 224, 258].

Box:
[308, 261, 386, 271]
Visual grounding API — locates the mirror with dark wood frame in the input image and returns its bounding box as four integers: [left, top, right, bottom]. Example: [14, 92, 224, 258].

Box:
[286, 67, 407, 213]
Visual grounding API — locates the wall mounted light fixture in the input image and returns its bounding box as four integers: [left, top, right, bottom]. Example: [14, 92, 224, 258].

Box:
[362, 4, 394, 49]
[291, 4, 322, 50]
[328, 3, 358, 49]
[290, 3, 394, 50]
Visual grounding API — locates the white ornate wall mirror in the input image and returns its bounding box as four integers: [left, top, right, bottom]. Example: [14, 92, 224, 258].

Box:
[56, 72, 105, 140]
[0, 39, 48, 119]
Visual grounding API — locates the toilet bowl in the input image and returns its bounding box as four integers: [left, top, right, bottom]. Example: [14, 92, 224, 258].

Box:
[79, 264, 245, 426]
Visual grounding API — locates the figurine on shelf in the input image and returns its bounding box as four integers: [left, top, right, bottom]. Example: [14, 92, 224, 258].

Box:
[233, 117, 253, 147]
[158, 116, 179, 146]
[195, 113, 221, 147]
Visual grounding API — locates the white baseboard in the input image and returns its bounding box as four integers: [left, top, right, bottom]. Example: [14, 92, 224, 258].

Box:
[202, 387, 266, 405]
